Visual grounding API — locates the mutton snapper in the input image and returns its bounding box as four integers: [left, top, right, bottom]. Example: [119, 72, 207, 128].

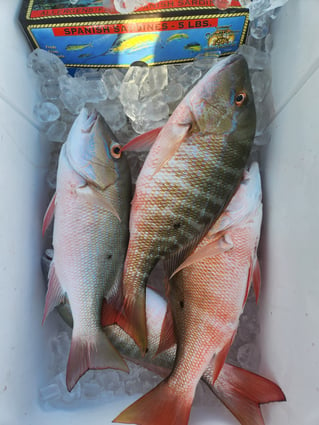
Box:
[42, 263, 285, 425]
[120, 54, 256, 352]
[114, 162, 267, 425]
[42, 108, 131, 391]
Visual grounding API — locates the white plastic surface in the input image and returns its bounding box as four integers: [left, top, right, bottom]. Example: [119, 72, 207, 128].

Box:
[257, 1, 319, 424]
[0, 1, 318, 424]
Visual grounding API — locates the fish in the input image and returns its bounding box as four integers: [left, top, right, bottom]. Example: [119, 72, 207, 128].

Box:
[120, 53, 256, 352]
[166, 33, 189, 43]
[42, 108, 132, 391]
[109, 33, 160, 54]
[42, 259, 285, 425]
[114, 162, 266, 425]
[184, 42, 202, 52]
[66, 43, 93, 51]
[139, 54, 155, 64]
[79, 53, 92, 58]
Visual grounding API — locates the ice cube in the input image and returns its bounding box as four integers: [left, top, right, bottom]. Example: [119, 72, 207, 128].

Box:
[237, 313, 260, 343]
[39, 383, 61, 402]
[163, 82, 183, 104]
[102, 69, 124, 100]
[250, 15, 271, 39]
[74, 68, 103, 80]
[237, 44, 269, 70]
[254, 130, 271, 146]
[248, 0, 271, 20]
[83, 79, 108, 103]
[237, 342, 261, 371]
[239, 0, 252, 6]
[46, 121, 68, 143]
[265, 33, 274, 53]
[167, 64, 179, 82]
[82, 382, 102, 399]
[97, 100, 127, 132]
[40, 79, 60, 100]
[123, 66, 149, 88]
[59, 75, 86, 115]
[132, 116, 166, 135]
[176, 64, 202, 91]
[49, 330, 70, 357]
[140, 66, 168, 99]
[120, 81, 139, 108]
[213, 0, 232, 10]
[140, 94, 169, 122]
[27, 49, 67, 80]
[251, 69, 271, 103]
[55, 371, 82, 403]
[193, 52, 220, 71]
[34, 102, 60, 123]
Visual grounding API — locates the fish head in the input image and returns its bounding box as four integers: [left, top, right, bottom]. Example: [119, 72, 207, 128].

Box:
[65, 108, 122, 189]
[186, 54, 256, 140]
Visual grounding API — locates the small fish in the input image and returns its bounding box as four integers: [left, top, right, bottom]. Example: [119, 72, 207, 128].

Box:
[65, 43, 93, 51]
[184, 42, 202, 52]
[139, 54, 155, 64]
[120, 54, 256, 352]
[78, 53, 92, 58]
[109, 33, 160, 54]
[166, 33, 189, 43]
[114, 162, 268, 425]
[42, 108, 131, 391]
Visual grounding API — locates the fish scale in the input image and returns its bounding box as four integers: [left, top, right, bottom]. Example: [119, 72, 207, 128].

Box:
[122, 54, 256, 352]
[42, 109, 131, 391]
[114, 163, 286, 425]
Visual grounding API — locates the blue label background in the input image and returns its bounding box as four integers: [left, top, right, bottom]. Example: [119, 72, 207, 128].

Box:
[31, 16, 246, 67]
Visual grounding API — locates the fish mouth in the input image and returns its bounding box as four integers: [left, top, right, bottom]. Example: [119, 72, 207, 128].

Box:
[80, 108, 98, 134]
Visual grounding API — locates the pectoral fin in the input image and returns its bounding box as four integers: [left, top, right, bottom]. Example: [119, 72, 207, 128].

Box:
[120, 127, 163, 152]
[76, 185, 121, 221]
[170, 233, 233, 278]
[152, 123, 190, 175]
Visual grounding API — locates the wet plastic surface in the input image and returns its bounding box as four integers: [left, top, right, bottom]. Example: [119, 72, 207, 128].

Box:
[0, 1, 318, 424]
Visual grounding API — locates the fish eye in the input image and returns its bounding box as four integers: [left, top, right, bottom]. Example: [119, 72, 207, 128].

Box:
[111, 144, 122, 159]
[235, 92, 247, 106]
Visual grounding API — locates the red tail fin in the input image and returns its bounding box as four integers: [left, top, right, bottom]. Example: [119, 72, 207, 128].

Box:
[203, 363, 286, 425]
[66, 329, 129, 392]
[113, 380, 192, 425]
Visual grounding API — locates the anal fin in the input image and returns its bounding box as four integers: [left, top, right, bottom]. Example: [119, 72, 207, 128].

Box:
[42, 262, 65, 324]
[42, 192, 56, 236]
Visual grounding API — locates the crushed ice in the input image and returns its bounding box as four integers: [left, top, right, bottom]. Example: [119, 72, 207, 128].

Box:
[31, 0, 289, 409]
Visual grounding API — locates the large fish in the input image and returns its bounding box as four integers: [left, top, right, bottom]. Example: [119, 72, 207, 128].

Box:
[42, 265, 286, 425]
[114, 162, 264, 425]
[42, 108, 131, 391]
[121, 53, 256, 351]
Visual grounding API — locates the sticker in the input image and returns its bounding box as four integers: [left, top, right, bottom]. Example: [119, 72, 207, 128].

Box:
[28, 14, 248, 67]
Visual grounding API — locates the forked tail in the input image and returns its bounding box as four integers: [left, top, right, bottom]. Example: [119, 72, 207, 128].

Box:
[203, 363, 286, 425]
[113, 379, 193, 425]
[66, 328, 129, 392]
